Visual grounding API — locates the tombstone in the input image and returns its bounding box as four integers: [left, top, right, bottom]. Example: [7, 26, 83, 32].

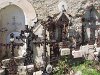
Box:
[47, 5, 72, 59]
[82, 5, 99, 45]
[87, 52, 95, 60]
[72, 50, 83, 58]
[33, 70, 43, 75]
[60, 48, 70, 56]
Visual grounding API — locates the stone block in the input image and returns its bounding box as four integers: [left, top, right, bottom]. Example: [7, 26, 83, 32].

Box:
[26, 65, 34, 73]
[84, 52, 94, 60]
[0, 69, 5, 75]
[33, 70, 43, 75]
[18, 66, 26, 75]
[80, 45, 96, 56]
[87, 52, 95, 60]
[35, 57, 44, 69]
[80, 45, 89, 54]
[72, 50, 83, 58]
[1, 56, 24, 66]
[96, 47, 100, 52]
[94, 52, 99, 56]
[60, 48, 70, 56]
[18, 65, 34, 75]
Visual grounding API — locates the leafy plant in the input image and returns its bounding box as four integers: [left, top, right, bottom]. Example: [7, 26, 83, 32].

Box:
[52, 57, 100, 75]
[72, 60, 100, 75]
[52, 56, 69, 75]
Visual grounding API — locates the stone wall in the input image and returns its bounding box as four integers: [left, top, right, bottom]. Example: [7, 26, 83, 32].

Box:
[0, 0, 37, 60]
[28, 0, 99, 27]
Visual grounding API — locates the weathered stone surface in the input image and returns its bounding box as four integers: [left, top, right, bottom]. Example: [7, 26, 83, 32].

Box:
[60, 48, 70, 56]
[96, 47, 100, 52]
[1, 56, 24, 66]
[0, 69, 5, 75]
[80, 45, 89, 55]
[0, 0, 99, 65]
[18, 66, 27, 75]
[72, 50, 83, 58]
[33, 70, 43, 75]
[28, 0, 99, 25]
[35, 57, 44, 69]
[0, 0, 36, 60]
[87, 51, 95, 60]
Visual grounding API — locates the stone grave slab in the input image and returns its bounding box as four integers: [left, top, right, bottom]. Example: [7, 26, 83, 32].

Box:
[33, 70, 43, 75]
[87, 51, 95, 60]
[60, 48, 70, 56]
[81, 45, 95, 54]
[72, 50, 83, 58]
[80, 45, 89, 54]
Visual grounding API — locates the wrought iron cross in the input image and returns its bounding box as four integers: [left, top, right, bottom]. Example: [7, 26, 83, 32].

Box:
[17, 25, 36, 66]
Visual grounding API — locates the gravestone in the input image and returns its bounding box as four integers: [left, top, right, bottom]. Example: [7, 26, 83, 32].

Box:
[72, 50, 83, 58]
[60, 48, 70, 56]
[33, 70, 43, 75]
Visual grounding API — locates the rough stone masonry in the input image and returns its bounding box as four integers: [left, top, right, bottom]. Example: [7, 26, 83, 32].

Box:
[28, 0, 100, 26]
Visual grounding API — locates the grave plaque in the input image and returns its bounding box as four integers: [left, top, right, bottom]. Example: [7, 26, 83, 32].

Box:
[72, 50, 83, 58]
[60, 48, 70, 56]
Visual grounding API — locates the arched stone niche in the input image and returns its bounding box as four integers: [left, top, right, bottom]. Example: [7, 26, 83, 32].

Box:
[0, 5, 25, 31]
[0, 0, 36, 26]
[0, 0, 36, 59]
